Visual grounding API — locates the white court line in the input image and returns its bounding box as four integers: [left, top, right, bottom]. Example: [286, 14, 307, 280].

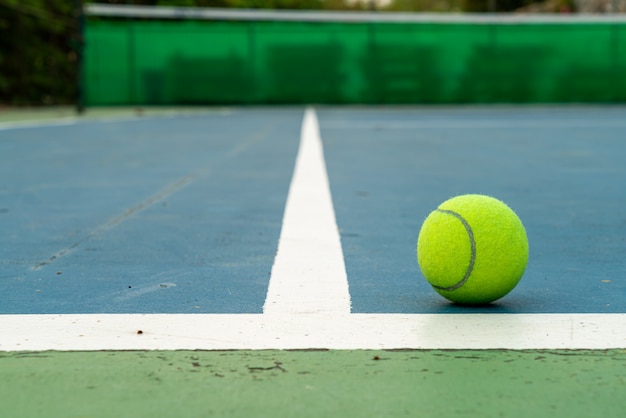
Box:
[263, 108, 351, 316]
[0, 110, 230, 132]
[2, 314, 626, 351]
[0, 118, 78, 131]
[2, 107, 626, 351]
[0, 116, 145, 131]
[323, 119, 626, 130]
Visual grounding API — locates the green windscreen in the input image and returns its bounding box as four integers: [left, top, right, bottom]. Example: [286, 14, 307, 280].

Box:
[84, 12, 626, 105]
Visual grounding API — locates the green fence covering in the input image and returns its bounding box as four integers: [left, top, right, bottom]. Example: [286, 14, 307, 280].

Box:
[84, 18, 626, 105]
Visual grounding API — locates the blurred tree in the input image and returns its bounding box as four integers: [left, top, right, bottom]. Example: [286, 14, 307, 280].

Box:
[384, 0, 463, 11]
[0, 0, 80, 106]
[96, 0, 364, 10]
[155, 0, 246, 6]
[228, 0, 324, 8]
[461, 0, 536, 11]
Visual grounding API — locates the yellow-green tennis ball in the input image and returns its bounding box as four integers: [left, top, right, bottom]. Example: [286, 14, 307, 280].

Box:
[417, 194, 528, 305]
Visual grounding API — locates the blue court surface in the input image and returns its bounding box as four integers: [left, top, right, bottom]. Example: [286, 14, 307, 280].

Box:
[1, 110, 301, 314]
[320, 106, 626, 314]
[1, 106, 626, 319]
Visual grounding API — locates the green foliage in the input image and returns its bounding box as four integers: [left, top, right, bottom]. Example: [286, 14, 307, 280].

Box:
[461, 0, 535, 12]
[384, 1, 463, 12]
[155, 0, 233, 7]
[88, 0, 367, 10]
[227, 0, 324, 9]
[0, 0, 80, 106]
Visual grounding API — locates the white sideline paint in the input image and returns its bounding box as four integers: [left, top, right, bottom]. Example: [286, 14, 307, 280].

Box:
[263, 108, 351, 316]
[2, 314, 626, 351]
[2, 108, 626, 351]
[0, 118, 78, 131]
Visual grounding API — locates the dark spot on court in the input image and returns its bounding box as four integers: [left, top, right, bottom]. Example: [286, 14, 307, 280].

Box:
[0, 208, 8, 213]
[248, 361, 286, 373]
[136, 330, 143, 335]
[14, 353, 51, 358]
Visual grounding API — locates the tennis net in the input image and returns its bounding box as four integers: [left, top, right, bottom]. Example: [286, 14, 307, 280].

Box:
[83, 4, 626, 105]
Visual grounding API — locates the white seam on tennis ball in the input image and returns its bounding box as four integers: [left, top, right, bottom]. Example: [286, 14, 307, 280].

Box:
[432, 209, 476, 291]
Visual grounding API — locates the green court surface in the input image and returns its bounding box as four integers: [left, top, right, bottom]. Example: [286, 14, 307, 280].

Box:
[2, 349, 626, 418]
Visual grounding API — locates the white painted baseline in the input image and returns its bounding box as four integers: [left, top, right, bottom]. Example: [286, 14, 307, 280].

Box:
[1, 314, 626, 351]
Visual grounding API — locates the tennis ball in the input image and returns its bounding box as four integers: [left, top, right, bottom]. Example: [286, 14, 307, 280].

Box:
[417, 194, 528, 305]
